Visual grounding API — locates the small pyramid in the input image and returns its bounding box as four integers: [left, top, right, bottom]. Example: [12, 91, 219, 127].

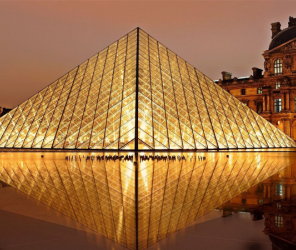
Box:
[0, 28, 295, 150]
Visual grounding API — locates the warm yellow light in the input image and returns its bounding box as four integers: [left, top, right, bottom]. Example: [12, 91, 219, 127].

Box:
[0, 27, 294, 151]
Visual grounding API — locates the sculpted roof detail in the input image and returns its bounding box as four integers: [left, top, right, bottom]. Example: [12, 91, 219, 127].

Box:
[269, 25, 296, 50]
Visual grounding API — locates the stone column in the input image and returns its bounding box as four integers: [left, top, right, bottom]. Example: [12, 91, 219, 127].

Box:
[281, 93, 285, 111]
[285, 91, 290, 110]
[263, 95, 267, 112]
[290, 95, 295, 112]
[286, 119, 291, 136]
[281, 91, 290, 111]
[262, 89, 272, 114]
[267, 95, 270, 111]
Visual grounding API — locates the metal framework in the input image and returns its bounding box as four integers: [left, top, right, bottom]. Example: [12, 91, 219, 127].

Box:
[1, 28, 296, 250]
[0, 151, 295, 250]
[0, 28, 295, 150]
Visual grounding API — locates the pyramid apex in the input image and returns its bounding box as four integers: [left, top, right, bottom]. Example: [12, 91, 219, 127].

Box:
[0, 28, 295, 150]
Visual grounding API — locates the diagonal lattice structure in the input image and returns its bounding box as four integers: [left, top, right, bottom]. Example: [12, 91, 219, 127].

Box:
[0, 28, 295, 150]
[0, 152, 295, 250]
[0, 28, 296, 250]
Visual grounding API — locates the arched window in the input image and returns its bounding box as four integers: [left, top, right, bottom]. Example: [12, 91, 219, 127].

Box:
[274, 59, 282, 75]
[257, 87, 262, 94]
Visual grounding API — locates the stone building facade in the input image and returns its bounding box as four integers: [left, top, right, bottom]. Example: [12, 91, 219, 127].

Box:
[0, 107, 11, 117]
[216, 16, 296, 140]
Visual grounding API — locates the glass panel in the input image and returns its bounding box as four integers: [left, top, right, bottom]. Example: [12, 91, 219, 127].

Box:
[0, 28, 295, 150]
[0, 151, 293, 249]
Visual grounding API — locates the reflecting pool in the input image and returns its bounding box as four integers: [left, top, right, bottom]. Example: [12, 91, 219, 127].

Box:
[0, 151, 295, 250]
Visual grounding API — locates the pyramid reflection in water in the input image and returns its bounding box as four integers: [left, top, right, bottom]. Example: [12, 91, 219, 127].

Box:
[0, 28, 295, 150]
[0, 28, 296, 250]
[0, 152, 295, 250]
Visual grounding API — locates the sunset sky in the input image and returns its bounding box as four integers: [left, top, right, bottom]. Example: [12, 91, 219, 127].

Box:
[1, 0, 296, 108]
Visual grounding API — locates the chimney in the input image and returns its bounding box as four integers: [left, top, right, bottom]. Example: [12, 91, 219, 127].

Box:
[271, 22, 281, 39]
[288, 16, 296, 27]
[252, 67, 263, 79]
[221, 71, 232, 81]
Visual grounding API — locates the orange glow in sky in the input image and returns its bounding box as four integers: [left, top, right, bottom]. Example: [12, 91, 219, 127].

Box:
[0, 1, 296, 108]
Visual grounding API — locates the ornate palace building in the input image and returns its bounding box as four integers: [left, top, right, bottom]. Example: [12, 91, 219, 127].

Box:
[216, 16, 296, 140]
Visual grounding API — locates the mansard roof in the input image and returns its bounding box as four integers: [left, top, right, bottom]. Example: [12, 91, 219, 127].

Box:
[269, 25, 296, 50]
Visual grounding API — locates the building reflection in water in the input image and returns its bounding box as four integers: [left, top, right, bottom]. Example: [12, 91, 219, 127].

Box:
[219, 155, 296, 250]
[0, 151, 295, 250]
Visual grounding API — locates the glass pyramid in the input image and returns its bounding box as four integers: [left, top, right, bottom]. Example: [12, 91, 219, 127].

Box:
[0, 28, 295, 150]
[0, 151, 295, 250]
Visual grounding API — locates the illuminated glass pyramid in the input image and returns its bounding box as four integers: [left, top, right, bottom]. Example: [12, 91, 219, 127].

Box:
[0, 151, 295, 250]
[0, 28, 295, 150]
[0, 28, 296, 250]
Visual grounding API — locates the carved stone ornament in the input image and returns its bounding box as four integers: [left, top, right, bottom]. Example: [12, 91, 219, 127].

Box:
[283, 76, 290, 86]
[264, 58, 271, 72]
[284, 55, 293, 71]
[273, 93, 282, 99]
[282, 40, 296, 51]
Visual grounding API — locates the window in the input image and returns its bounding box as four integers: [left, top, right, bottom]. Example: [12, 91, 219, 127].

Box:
[242, 198, 246, 204]
[274, 99, 282, 113]
[274, 59, 282, 75]
[276, 203, 281, 210]
[275, 82, 280, 89]
[257, 183, 264, 193]
[257, 102, 263, 114]
[274, 215, 283, 228]
[258, 199, 264, 205]
[257, 87, 262, 94]
[275, 184, 283, 196]
[241, 89, 246, 95]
